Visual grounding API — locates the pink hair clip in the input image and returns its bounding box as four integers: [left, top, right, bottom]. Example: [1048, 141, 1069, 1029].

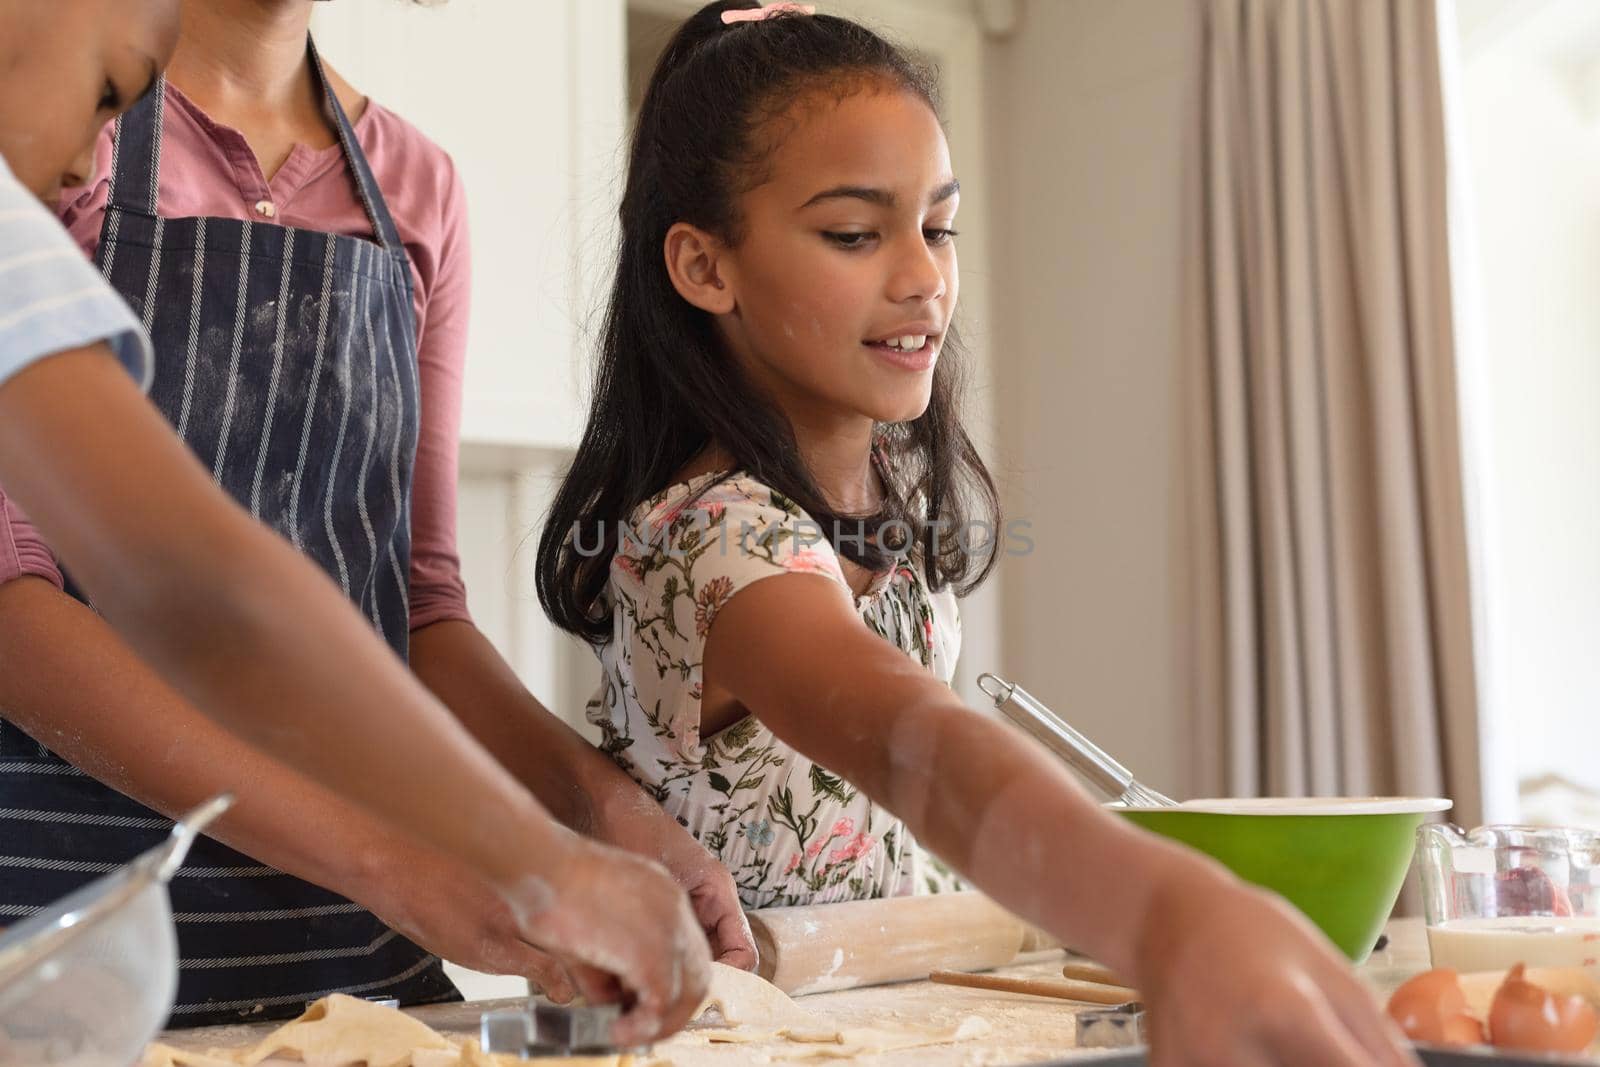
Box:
[721, 3, 816, 25]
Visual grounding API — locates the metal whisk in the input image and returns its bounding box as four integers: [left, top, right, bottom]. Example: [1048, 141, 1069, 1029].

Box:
[977, 674, 1177, 808]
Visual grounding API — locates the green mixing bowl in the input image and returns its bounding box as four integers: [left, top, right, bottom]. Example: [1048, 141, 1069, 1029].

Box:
[1116, 797, 1451, 962]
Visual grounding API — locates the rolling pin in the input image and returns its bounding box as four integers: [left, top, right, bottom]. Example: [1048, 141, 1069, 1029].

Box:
[746, 891, 1059, 995]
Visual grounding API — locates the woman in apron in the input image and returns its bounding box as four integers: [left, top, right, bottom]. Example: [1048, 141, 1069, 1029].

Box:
[0, 0, 750, 1025]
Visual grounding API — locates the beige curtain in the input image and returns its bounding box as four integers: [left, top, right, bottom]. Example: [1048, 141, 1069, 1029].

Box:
[1181, 0, 1481, 826]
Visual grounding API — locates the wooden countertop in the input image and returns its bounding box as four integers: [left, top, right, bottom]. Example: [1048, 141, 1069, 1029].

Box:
[156, 919, 1434, 1065]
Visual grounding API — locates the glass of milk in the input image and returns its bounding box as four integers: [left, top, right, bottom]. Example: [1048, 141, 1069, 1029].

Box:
[1418, 823, 1600, 974]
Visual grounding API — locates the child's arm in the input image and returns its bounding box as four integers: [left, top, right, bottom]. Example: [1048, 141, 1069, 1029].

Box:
[0, 573, 600, 1000]
[705, 572, 1415, 1067]
[0, 346, 708, 1043]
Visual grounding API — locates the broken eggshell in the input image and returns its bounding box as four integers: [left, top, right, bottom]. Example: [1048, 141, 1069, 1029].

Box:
[1386, 968, 1486, 1047]
[1488, 963, 1599, 1055]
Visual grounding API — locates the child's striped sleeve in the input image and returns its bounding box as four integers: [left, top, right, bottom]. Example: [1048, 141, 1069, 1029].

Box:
[0, 155, 150, 391]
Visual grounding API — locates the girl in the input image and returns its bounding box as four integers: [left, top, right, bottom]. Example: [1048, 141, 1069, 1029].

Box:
[0, 0, 713, 1041]
[539, 3, 1418, 1064]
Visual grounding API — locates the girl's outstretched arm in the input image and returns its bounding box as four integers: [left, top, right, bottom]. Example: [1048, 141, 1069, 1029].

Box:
[705, 572, 1417, 1067]
[0, 346, 709, 1044]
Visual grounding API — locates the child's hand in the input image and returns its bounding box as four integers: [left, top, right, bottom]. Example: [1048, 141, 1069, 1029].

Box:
[678, 847, 760, 970]
[501, 833, 713, 1045]
[593, 793, 759, 971]
[1133, 869, 1419, 1067]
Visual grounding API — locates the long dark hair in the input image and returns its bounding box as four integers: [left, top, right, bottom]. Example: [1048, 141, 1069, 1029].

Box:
[537, 0, 1000, 641]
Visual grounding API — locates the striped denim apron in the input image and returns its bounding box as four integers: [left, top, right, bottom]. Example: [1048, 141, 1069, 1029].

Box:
[0, 41, 457, 1025]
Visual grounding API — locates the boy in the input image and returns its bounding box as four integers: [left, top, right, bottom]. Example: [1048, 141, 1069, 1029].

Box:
[0, 0, 708, 1041]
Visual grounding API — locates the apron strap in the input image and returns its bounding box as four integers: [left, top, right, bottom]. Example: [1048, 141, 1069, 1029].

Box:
[106, 77, 167, 217]
[107, 40, 406, 259]
[308, 37, 407, 256]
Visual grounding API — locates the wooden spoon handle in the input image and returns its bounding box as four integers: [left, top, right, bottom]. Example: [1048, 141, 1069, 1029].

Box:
[929, 970, 1140, 1005]
[1062, 960, 1127, 986]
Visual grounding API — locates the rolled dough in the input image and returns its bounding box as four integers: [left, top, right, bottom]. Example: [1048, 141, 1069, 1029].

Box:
[142, 971, 989, 1067]
[140, 995, 640, 1067]
[241, 994, 454, 1067]
[688, 962, 992, 1058]
[694, 961, 821, 1029]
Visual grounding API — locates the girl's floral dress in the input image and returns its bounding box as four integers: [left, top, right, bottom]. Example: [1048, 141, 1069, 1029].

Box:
[587, 472, 966, 908]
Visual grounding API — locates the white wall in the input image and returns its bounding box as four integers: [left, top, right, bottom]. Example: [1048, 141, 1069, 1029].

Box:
[309, 2, 626, 737]
[1456, 7, 1600, 798]
[984, 0, 1196, 797]
[456, 450, 601, 739]
[311, 1, 625, 451]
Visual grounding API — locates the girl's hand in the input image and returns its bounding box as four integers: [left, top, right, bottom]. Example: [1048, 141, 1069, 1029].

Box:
[500, 833, 713, 1046]
[678, 846, 759, 970]
[1133, 869, 1419, 1067]
[593, 792, 759, 971]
